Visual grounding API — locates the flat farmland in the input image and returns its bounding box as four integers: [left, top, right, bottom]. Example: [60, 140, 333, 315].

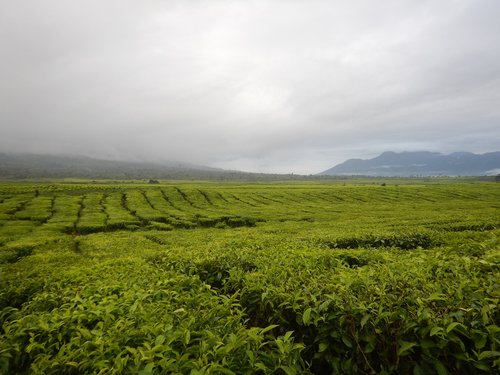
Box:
[0, 181, 499, 374]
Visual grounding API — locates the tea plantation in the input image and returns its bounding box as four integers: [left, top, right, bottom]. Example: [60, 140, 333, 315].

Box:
[0, 181, 499, 374]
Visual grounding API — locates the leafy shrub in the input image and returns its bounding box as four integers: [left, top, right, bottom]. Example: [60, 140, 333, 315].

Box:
[437, 223, 498, 232]
[0, 246, 34, 264]
[320, 232, 439, 250]
[0, 260, 307, 374]
[196, 216, 261, 229]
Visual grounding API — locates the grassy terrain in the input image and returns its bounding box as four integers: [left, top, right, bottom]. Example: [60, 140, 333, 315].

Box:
[0, 180, 499, 374]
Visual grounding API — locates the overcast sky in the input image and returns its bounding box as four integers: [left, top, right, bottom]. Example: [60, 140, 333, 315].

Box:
[1, 0, 499, 174]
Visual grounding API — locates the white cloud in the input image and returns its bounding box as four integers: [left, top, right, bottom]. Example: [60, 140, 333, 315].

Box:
[0, 0, 499, 173]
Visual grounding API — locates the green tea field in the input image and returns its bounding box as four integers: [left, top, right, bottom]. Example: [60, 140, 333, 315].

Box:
[0, 181, 499, 374]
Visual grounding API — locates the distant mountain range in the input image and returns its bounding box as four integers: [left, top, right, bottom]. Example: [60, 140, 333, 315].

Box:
[320, 151, 500, 177]
[2, 151, 499, 180]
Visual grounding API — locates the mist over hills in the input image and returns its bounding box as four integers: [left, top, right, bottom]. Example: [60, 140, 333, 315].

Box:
[320, 151, 500, 177]
[0, 153, 302, 181]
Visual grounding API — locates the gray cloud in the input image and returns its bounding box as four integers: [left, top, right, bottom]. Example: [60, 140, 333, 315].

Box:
[1, 0, 499, 173]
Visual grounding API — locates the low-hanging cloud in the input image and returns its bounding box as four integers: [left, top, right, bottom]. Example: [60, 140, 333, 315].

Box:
[1, 0, 499, 174]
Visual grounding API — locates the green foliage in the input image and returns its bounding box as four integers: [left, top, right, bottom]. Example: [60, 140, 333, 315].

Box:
[320, 232, 439, 250]
[0, 181, 499, 373]
[1, 259, 306, 374]
[0, 245, 33, 264]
